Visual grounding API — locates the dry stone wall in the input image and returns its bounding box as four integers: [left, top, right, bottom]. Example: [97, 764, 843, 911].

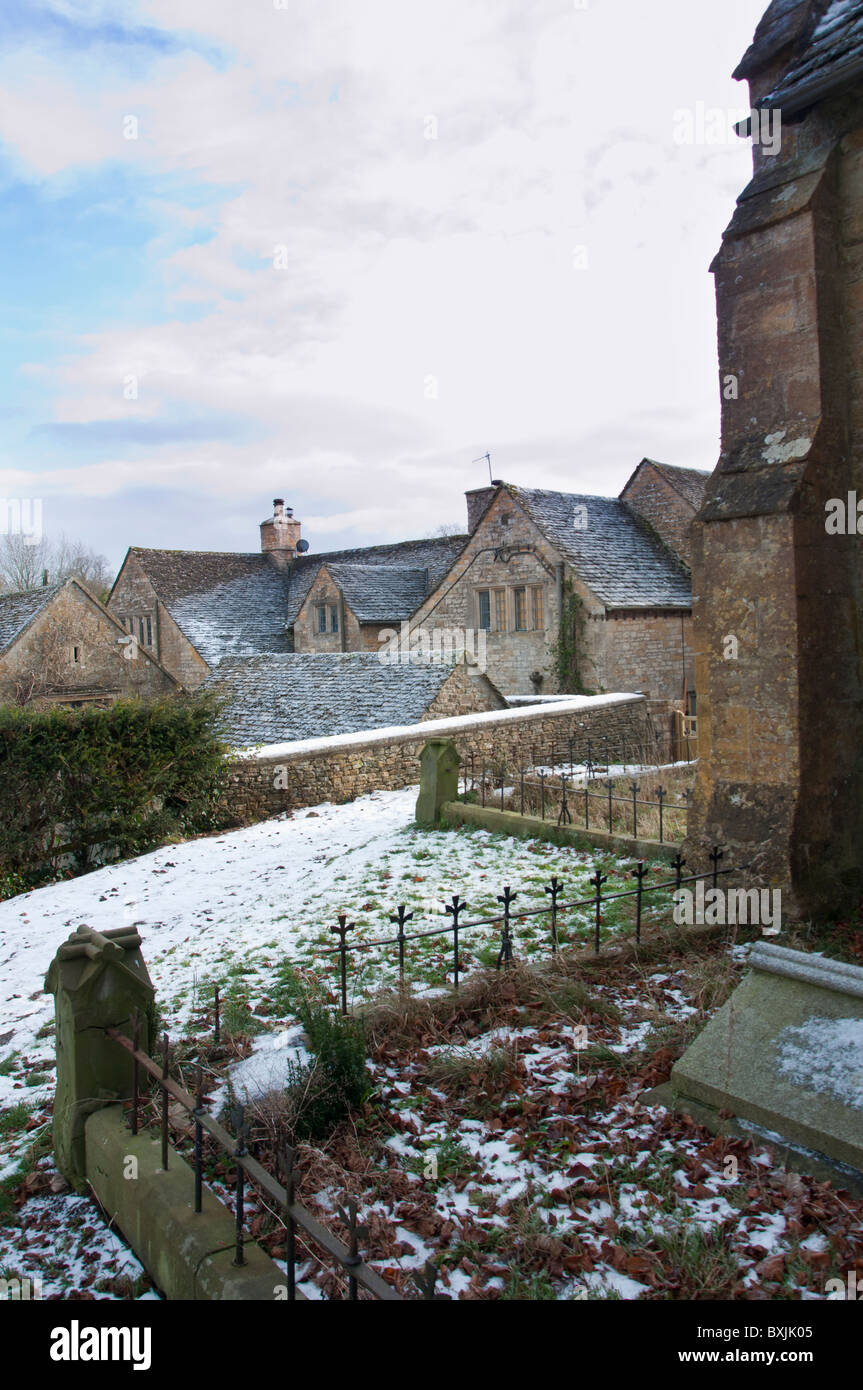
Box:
[222, 694, 654, 824]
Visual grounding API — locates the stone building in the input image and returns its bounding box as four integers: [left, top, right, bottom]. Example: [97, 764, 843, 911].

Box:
[203, 652, 505, 747]
[0, 579, 179, 707]
[685, 0, 863, 915]
[108, 462, 707, 729]
[409, 464, 708, 715]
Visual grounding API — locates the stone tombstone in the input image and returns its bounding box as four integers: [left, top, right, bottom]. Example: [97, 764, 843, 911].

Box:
[670, 942, 863, 1185]
[45, 925, 155, 1189]
[415, 738, 461, 826]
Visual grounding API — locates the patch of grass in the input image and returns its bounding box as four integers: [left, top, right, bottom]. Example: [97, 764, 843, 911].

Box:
[0, 1054, 20, 1078]
[410, 1132, 475, 1182]
[503, 1269, 557, 1299]
[426, 1043, 517, 1093]
[0, 1102, 32, 1138]
[648, 1224, 740, 1299]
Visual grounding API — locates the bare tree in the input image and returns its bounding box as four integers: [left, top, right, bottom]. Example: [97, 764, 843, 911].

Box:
[0, 533, 112, 598]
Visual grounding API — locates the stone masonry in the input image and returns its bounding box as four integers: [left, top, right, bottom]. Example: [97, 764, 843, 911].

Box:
[221, 694, 654, 824]
[686, 0, 863, 915]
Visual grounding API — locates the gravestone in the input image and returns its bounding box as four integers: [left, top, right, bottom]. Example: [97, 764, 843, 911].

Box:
[45, 925, 154, 1189]
[667, 943, 863, 1186]
[415, 738, 460, 826]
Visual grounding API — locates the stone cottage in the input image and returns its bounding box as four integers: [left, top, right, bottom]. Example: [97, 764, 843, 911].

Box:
[408, 463, 708, 715]
[108, 460, 707, 727]
[0, 579, 180, 707]
[685, 0, 863, 917]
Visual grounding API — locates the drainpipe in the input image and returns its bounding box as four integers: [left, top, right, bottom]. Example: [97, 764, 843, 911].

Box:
[555, 562, 564, 630]
[338, 592, 347, 651]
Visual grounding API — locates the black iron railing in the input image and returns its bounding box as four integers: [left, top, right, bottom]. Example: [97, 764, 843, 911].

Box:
[461, 747, 692, 844]
[105, 1021, 425, 1301]
[321, 847, 743, 1013]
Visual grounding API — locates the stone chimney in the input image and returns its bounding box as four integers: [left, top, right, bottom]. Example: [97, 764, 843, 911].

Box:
[465, 482, 503, 535]
[260, 498, 302, 566]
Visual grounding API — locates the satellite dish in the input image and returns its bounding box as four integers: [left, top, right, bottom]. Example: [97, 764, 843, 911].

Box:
[296, 538, 310, 553]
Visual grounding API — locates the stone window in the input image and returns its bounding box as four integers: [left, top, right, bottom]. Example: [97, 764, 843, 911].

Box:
[72, 645, 80, 664]
[137, 615, 153, 647]
[316, 604, 327, 634]
[477, 591, 491, 631]
[330, 605, 339, 634]
[514, 587, 527, 631]
[493, 589, 506, 633]
[531, 586, 545, 630]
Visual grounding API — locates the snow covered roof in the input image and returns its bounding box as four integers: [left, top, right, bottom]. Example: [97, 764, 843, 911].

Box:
[283, 535, 467, 625]
[740, 0, 863, 112]
[123, 537, 468, 656]
[512, 488, 693, 609]
[203, 652, 469, 746]
[322, 563, 431, 623]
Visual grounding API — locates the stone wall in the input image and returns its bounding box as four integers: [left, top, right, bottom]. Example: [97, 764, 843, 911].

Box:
[621, 462, 698, 568]
[221, 693, 654, 824]
[593, 610, 694, 719]
[408, 487, 565, 696]
[685, 17, 863, 915]
[0, 582, 177, 706]
[109, 553, 210, 691]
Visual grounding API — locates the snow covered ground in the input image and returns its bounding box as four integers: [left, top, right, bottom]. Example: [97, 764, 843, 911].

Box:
[6, 780, 848, 1302]
[0, 783, 668, 1112]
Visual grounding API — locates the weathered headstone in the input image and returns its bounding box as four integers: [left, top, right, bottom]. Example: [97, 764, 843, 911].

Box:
[45, 925, 154, 1189]
[668, 942, 863, 1185]
[415, 738, 460, 826]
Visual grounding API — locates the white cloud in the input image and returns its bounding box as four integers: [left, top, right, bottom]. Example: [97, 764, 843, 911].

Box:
[2, 0, 767, 561]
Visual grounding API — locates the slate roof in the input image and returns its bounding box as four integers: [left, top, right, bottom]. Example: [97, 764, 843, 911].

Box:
[513, 488, 693, 609]
[735, 0, 827, 80]
[324, 564, 430, 623]
[123, 550, 293, 668]
[639, 460, 711, 510]
[757, 1, 863, 112]
[124, 548, 276, 604]
[284, 535, 468, 625]
[0, 585, 63, 654]
[202, 652, 464, 746]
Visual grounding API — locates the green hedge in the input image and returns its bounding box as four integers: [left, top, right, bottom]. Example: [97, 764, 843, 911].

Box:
[0, 692, 231, 894]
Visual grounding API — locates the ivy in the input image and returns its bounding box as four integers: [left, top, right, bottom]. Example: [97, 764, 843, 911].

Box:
[550, 578, 590, 695]
[0, 691, 231, 893]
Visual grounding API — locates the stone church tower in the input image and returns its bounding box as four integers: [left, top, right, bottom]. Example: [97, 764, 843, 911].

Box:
[686, 0, 863, 916]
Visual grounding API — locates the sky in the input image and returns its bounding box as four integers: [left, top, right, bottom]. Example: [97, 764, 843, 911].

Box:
[0, 0, 769, 571]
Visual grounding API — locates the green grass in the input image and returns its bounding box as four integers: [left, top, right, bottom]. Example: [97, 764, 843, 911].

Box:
[0, 1102, 32, 1138]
